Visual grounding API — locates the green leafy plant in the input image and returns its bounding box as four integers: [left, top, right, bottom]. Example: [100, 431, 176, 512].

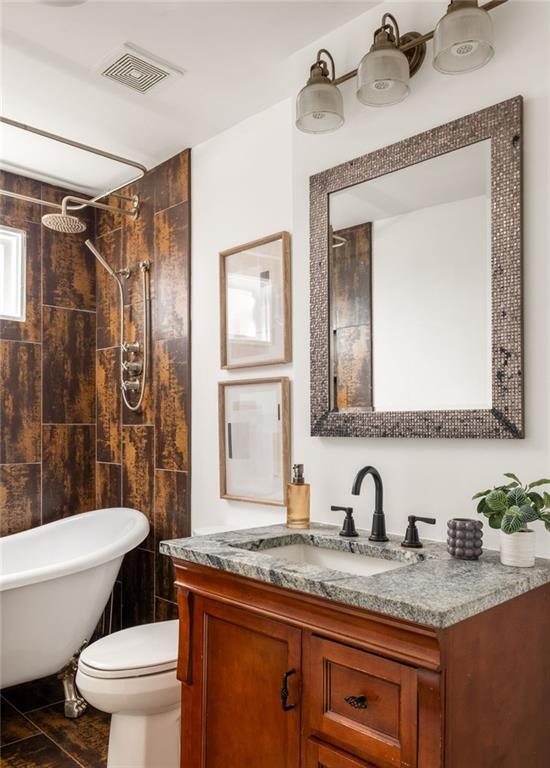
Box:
[473, 473, 550, 534]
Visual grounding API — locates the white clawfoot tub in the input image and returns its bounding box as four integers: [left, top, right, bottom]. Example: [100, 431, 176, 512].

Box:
[0, 507, 149, 690]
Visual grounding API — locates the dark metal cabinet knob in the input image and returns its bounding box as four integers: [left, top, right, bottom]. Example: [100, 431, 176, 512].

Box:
[344, 694, 368, 709]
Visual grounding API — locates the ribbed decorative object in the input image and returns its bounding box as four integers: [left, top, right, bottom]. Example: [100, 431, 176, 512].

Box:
[447, 518, 483, 560]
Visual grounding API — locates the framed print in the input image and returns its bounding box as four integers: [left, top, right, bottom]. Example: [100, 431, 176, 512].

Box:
[219, 377, 290, 506]
[220, 231, 291, 369]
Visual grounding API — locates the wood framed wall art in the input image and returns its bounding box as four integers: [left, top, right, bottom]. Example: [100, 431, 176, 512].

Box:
[219, 377, 290, 506]
[220, 232, 291, 369]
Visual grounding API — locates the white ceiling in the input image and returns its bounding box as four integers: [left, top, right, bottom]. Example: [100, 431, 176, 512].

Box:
[0, 1, 374, 193]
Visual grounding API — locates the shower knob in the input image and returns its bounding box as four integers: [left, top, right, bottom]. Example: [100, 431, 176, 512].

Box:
[123, 360, 143, 376]
[122, 380, 140, 392]
[123, 341, 140, 354]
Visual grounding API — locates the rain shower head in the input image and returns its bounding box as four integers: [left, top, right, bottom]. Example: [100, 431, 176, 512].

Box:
[42, 211, 87, 233]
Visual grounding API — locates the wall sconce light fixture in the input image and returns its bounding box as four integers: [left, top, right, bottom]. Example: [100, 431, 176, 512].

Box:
[295, 49, 344, 133]
[296, 0, 507, 133]
[433, 0, 494, 74]
[356, 14, 414, 107]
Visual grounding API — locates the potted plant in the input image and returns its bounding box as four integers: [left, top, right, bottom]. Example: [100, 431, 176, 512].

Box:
[473, 473, 550, 567]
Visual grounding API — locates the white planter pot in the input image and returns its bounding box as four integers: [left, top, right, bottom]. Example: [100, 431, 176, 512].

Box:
[500, 529, 536, 568]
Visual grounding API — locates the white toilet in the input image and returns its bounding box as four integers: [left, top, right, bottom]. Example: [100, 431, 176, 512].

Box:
[76, 620, 181, 768]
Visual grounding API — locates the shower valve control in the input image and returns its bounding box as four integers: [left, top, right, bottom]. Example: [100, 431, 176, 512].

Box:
[123, 341, 140, 354]
[122, 380, 141, 393]
[123, 360, 143, 376]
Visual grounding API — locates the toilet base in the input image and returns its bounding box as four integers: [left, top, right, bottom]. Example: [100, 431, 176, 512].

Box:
[108, 706, 180, 768]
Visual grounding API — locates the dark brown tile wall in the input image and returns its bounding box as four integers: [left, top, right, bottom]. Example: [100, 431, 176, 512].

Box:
[96, 347, 121, 463]
[95, 150, 191, 625]
[42, 425, 96, 523]
[0, 153, 191, 626]
[0, 340, 41, 463]
[0, 171, 96, 538]
[0, 464, 41, 536]
[42, 306, 95, 424]
[95, 462, 121, 508]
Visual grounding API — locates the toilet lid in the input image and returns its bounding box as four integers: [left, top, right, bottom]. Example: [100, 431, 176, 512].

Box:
[79, 620, 179, 679]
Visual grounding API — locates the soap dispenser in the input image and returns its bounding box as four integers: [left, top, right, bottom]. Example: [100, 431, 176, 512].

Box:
[286, 464, 310, 529]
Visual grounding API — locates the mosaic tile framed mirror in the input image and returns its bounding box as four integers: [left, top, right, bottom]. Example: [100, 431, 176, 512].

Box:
[310, 96, 523, 439]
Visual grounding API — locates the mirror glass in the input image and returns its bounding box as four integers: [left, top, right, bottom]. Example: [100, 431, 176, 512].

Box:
[329, 139, 491, 412]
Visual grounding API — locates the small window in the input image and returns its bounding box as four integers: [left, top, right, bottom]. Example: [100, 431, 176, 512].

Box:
[0, 225, 26, 322]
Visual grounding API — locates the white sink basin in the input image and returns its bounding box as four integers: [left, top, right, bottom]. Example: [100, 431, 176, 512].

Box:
[259, 543, 409, 577]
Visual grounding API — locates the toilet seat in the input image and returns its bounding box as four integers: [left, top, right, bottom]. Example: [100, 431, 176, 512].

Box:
[76, 618, 181, 767]
[79, 619, 179, 679]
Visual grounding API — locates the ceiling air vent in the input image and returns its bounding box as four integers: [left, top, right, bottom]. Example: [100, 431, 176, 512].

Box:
[98, 43, 184, 94]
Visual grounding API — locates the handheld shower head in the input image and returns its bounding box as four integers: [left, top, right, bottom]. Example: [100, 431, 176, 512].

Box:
[84, 239, 117, 278]
[42, 211, 86, 233]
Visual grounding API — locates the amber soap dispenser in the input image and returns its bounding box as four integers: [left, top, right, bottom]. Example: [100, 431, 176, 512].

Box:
[286, 464, 310, 529]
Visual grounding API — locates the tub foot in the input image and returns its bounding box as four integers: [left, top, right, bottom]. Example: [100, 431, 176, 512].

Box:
[58, 642, 88, 719]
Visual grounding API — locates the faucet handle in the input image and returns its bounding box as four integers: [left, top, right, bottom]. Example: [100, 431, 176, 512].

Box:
[401, 515, 436, 549]
[332, 506, 359, 538]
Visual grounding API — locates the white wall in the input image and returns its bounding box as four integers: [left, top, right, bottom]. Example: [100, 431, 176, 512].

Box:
[192, 1, 550, 555]
[191, 100, 293, 533]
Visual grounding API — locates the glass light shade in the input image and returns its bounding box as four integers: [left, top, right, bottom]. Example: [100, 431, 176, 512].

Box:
[356, 47, 410, 107]
[295, 81, 344, 134]
[433, 3, 494, 74]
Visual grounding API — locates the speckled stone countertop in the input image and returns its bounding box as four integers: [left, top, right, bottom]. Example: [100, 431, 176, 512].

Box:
[159, 523, 550, 629]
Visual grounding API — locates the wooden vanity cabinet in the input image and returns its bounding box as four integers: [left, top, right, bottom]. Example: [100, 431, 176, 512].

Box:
[181, 595, 301, 768]
[174, 560, 550, 768]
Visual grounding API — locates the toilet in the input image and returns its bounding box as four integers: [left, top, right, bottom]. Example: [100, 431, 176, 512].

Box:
[76, 620, 181, 768]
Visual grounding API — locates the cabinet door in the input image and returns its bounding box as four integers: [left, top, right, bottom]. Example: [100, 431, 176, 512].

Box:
[305, 636, 417, 768]
[306, 739, 377, 768]
[187, 596, 301, 768]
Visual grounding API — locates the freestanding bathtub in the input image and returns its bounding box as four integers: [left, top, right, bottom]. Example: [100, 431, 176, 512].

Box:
[0, 507, 149, 690]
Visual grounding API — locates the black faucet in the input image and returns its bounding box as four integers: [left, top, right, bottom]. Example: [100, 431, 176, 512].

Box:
[351, 465, 388, 542]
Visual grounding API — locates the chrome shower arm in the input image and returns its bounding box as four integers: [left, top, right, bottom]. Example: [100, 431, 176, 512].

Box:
[0, 188, 63, 211]
[61, 195, 138, 220]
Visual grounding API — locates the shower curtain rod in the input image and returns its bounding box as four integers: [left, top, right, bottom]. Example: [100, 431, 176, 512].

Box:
[0, 115, 147, 214]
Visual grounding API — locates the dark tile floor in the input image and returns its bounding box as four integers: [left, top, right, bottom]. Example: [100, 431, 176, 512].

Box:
[0, 675, 109, 768]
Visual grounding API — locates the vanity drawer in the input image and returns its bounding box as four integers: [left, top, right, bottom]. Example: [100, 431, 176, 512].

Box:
[306, 739, 377, 768]
[306, 636, 417, 768]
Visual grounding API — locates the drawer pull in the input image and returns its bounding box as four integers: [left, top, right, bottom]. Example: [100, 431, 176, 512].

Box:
[344, 694, 368, 709]
[281, 669, 296, 711]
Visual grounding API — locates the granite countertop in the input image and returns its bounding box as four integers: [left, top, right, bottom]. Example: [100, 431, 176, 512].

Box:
[159, 523, 550, 629]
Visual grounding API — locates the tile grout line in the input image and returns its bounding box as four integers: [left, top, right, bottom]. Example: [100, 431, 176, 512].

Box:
[41, 732, 87, 768]
[154, 198, 189, 217]
[43, 423, 96, 427]
[42, 304, 96, 314]
[0, 461, 41, 466]
[0, 733, 40, 749]
[22, 699, 66, 714]
[0, 694, 41, 750]
[3, 695, 89, 768]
